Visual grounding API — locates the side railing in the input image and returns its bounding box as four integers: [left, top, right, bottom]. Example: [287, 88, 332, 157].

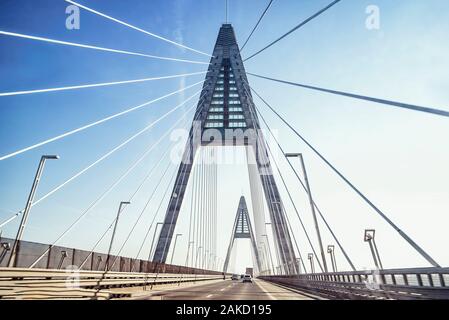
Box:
[259, 267, 449, 300]
[0, 267, 224, 300]
[0, 237, 221, 275]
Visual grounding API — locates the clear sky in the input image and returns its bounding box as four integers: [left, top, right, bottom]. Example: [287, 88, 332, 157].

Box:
[0, 0, 448, 274]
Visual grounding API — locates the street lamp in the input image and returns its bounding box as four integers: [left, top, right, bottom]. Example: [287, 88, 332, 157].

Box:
[58, 250, 68, 269]
[105, 201, 130, 271]
[285, 153, 328, 273]
[258, 244, 267, 274]
[261, 234, 275, 275]
[209, 252, 214, 270]
[203, 249, 209, 269]
[185, 241, 194, 267]
[148, 222, 163, 261]
[296, 258, 302, 274]
[308, 253, 315, 274]
[327, 245, 337, 272]
[0, 242, 11, 264]
[195, 246, 203, 269]
[260, 241, 272, 275]
[8, 155, 59, 267]
[169, 233, 183, 265]
[95, 256, 103, 270]
[364, 229, 383, 270]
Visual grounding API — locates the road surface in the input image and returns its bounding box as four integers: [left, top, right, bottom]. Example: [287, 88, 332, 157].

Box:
[140, 279, 315, 300]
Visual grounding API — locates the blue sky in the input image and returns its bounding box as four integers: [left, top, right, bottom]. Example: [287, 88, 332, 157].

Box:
[0, 0, 448, 273]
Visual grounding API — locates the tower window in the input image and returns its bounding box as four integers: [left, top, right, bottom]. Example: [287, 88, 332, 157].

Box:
[229, 122, 247, 128]
[229, 114, 244, 120]
[207, 114, 224, 120]
[205, 122, 224, 128]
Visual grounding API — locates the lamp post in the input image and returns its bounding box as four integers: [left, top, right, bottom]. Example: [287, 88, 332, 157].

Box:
[169, 233, 183, 265]
[296, 258, 302, 274]
[308, 253, 315, 274]
[285, 153, 328, 273]
[261, 234, 275, 275]
[364, 229, 383, 270]
[105, 201, 130, 271]
[258, 244, 266, 274]
[8, 155, 59, 267]
[260, 242, 271, 275]
[58, 250, 68, 269]
[0, 242, 11, 264]
[148, 222, 163, 261]
[185, 241, 194, 267]
[203, 249, 209, 269]
[213, 255, 218, 271]
[95, 256, 103, 270]
[209, 252, 214, 270]
[195, 246, 203, 269]
[327, 245, 337, 272]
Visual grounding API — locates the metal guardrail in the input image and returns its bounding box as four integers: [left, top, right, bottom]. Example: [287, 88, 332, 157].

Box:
[0, 267, 224, 300]
[259, 267, 449, 300]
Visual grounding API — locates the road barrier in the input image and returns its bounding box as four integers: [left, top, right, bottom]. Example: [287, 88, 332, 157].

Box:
[260, 267, 449, 300]
[0, 267, 224, 300]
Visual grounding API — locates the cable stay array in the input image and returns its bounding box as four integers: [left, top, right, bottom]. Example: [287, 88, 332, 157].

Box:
[239, 0, 275, 52]
[0, 71, 207, 97]
[0, 88, 204, 230]
[29, 98, 202, 268]
[244, 0, 342, 61]
[0, 80, 204, 161]
[109, 99, 210, 268]
[134, 166, 179, 264]
[242, 83, 357, 271]
[65, 0, 212, 58]
[0, 31, 209, 65]
[243, 87, 321, 272]
[248, 73, 449, 118]
[248, 84, 441, 268]
[79, 138, 180, 270]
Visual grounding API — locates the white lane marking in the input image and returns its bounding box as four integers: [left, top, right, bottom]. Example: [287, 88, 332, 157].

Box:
[220, 288, 225, 291]
[206, 294, 214, 298]
[255, 280, 275, 300]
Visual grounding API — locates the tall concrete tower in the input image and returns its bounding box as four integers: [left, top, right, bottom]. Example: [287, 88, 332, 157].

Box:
[153, 24, 297, 274]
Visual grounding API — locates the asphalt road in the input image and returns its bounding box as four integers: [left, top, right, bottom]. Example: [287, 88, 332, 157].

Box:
[142, 279, 314, 300]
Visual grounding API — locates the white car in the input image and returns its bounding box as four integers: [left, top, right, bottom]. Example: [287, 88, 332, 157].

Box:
[242, 274, 252, 283]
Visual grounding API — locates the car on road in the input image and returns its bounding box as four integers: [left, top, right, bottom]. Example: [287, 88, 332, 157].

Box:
[242, 274, 252, 283]
[231, 274, 239, 280]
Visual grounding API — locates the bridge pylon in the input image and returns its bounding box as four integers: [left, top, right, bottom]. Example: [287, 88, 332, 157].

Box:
[222, 196, 262, 274]
[152, 24, 298, 274]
